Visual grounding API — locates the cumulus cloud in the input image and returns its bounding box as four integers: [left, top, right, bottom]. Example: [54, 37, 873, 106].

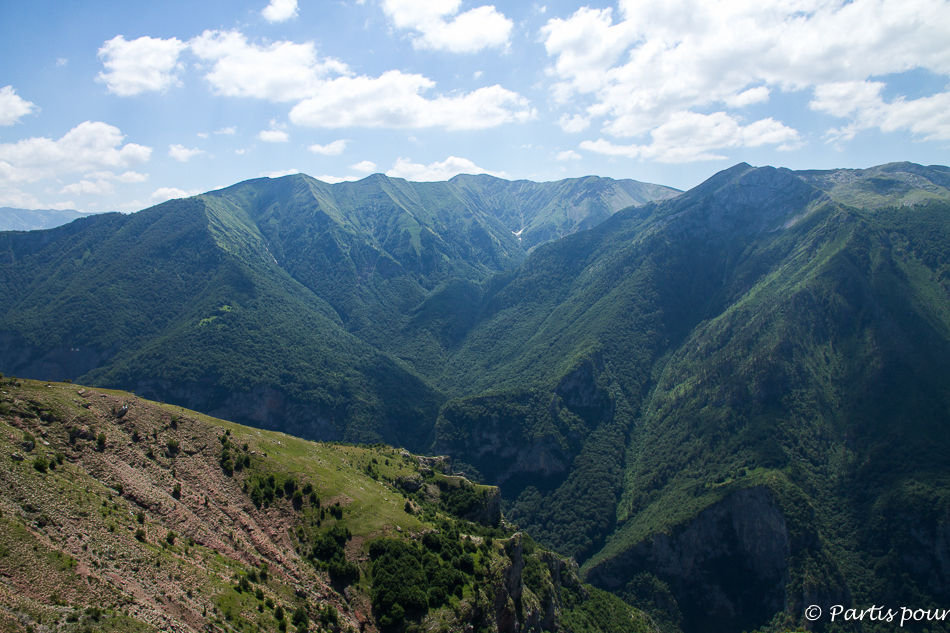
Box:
[290, 72, 535, 129]
[168, 144, 206, 161]
[183, 29, 533, 131]
[382, 0, 513, 53]
[189, 30, 350, 102]
[150, 187, 200, 204]
[258, 129, 290, 142]
[261, 169, 300, 178]
[558, 113, 590, 133]
[60, 179, 116, 196]
[580, 111, 801, 163]
[86, 170, 149, 183]
[0, 86, 37, 126]
[386, 156, 508, 181]
[258, 119, 289, 142]
[811, 80, 950, 141]
[215, 126, 236, 135]
[556, 150, 582, 161]
[350, 160, 377, 172]
[0, 121, 151, 184]
[315, 174, 361, 183]
[308, 139, 348, 155]
[97, 35, 187, 96]
[541, 0, 950, 158]
[262, 0, 298, 22]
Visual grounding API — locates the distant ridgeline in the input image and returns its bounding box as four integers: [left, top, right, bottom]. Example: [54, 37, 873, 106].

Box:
[2, 163, 950, 633]
[0, 207, 89, 232]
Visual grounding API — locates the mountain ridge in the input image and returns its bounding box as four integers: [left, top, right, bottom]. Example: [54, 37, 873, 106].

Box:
[2, 161, 950, 633]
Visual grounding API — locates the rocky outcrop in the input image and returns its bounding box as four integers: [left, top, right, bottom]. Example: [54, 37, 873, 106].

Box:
[586, 486, 791, 633]
[463, 486, 502, 528]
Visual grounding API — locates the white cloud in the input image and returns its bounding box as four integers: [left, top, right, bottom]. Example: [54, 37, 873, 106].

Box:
[187, 29, 533, 130]
[811, 80, 950, 141]
[556, 150, 582, 161]
[189, 30, 350, 102]
[96, 35, 187, 96]
[580, 111, 801, 163]
[350, 160, 377, 172]
[0, 185, 42, 209]
[258, 129, 290, 142]
[0, 121, 151, 184]
[261, 169, 300, 178]
[56, 58, 68, 67]
[290, 71, 535, 129]
[386, 156, 508, 181]
[215, 126, 236, 135]
[258, 119, 289, 142]
[308, 139, 348, 155]
[0, 86, 37, 125]
[150, 187, 200, 204]
[382, 0, 513, 53]
[262, 0, 298, 23]
[558, 113, 590, 133]
[541, 0, 950, 156]
[315, 174, 361, 183]
[85, 170, 148, 183]
[60, 179, 115, 196]
[168, 144, 206, 161]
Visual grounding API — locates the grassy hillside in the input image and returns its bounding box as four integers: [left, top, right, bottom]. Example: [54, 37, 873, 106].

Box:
[0, 377, 653, 633]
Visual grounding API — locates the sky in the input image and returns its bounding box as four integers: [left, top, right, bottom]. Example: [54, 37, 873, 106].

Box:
[0, 0, 949, 213]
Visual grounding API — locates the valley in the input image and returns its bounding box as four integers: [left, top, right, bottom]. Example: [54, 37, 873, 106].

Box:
[2, 162, 950, 632]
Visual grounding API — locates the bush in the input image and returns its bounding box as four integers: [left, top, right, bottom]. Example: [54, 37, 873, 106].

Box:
[96, 432, 106, 449]
[33, 457, 48, 473]
[135, 529, 146, 542]
[292, 606, 309, 631]
[274, 605, 284, 621]
[166, 530, 177, 546]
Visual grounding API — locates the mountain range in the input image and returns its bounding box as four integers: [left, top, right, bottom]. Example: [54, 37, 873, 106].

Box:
[2, 162, 950, 633]
[0, 207, 89, 232]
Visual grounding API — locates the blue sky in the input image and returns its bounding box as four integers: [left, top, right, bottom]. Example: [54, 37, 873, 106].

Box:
[1, 0, 948, 213]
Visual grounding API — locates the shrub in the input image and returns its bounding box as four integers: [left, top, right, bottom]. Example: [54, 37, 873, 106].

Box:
[33, 457, 48, 473]
[96, 433, 106, 449]
[166, 530, 177, 546]
[292, 606, 309, 631]
[274, 605, 284, 621]
[172, 483, 182, 499]
[135, 529, 146, 542]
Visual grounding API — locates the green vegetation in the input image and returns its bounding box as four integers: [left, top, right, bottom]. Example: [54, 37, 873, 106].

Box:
[3, 163, 950, 633]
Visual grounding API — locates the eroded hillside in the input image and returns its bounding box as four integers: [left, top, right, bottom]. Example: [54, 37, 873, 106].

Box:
[0, 378, 651, 633]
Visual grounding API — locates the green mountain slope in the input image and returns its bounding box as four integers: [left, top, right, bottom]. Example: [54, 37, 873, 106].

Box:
[0, 196, 443, 448]
[424, 162, 950, 633]
[2, 162, 950, 633]
[0, 172, 674, 447]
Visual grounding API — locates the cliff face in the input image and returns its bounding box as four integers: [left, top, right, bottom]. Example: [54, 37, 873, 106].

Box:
[587, 487, 792, 633]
